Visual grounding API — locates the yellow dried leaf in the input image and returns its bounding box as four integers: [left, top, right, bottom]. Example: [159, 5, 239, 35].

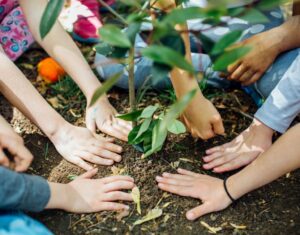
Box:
[131, 186, 141, 214]
[179, 158, 194, 163]
[200, 221, 222, 234]
[230, 223, 247, 230]
[47, 97, 62, 109]
[133, 208, 163, 226]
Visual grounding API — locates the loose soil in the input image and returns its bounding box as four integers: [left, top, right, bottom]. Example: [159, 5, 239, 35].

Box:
[1, 48, 299, 235]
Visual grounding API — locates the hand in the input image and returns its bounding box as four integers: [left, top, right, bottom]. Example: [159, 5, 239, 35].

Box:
[181, 93, 224, 140]
[47, 168, 135, 213]
[0, 133, 33, 172]
[156, 168, 232, 220]
[226, 31, 280, 86]
[86, 99, 132, 142]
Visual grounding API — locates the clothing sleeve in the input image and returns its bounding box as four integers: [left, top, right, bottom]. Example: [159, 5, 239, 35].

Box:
[0, 167, 51, 212]
[255, 55, 300, 133]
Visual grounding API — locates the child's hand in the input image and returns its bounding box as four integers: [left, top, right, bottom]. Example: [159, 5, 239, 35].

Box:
[47, 168, 135, 213]
[86, 99, 132, 142]
[181, 94, 224, 140]
[156, 168, 232, 220]
[0, 133, 33, 172]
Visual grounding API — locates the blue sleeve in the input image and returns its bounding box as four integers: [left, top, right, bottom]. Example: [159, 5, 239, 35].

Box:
[0, 167, 51, 212]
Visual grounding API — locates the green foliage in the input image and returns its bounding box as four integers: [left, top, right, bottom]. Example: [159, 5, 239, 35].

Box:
[40, 0, 64, 39]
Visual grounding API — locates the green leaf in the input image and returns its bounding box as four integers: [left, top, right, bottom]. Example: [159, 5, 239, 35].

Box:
[213, 46, 251, 71]
[239, 8, 269, 24]
[211, 30, 243, 55]
[151, 63, 172, 85]
[257, 0, 287, 11]
[128, 125, 141, 144]
[142, 46, 194, 72]
[163, 7, 205, 25]
[89, 72, 122, 107]
[40, 0, 64, 39]
[117, 110, 143, 121]
[94, 42, 113, 56]
[167, 120, 186, 134]
[99, 25, 132, 48]
[140, 105, 159, 119]
[198, 33, 215, 54]
[135, 118, 152, 140]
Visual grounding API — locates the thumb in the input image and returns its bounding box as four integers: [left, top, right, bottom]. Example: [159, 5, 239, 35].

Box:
[211, 115, 225, 135]
[86, 115, 97, 133]
[186, 203, 213, 221]
[78, 168, 98, 179]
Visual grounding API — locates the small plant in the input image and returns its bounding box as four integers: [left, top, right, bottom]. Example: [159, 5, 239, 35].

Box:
[39, 0, 284, 157]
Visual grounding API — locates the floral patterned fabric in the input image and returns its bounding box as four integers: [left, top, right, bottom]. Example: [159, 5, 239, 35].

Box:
[0, 0, 34, 61]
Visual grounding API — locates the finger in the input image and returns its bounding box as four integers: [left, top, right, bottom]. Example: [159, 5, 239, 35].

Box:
[228, 64, 247, 81]
[213, 154, 256, 173]
[162, 172, 193, 181]
[0, 150, 10, 167]
[205, 143, 230, 155]
[157, 183, 191, 197]
[116, 118, 132, 132]
[100, 175, 134, 184]
[103, 180, 135, 192]
[71, 156, 94, 171]
[239, 69, 255, 83]
[177, 168, 200, 177]
[92, 141, 123, 154]
[227, 61, 241, 74]
[103, 191, 133, 202]
[100, 124, 128, 142]
[203, 153, 238, 170]
[242, 72, 262, 86]
[211, 115, 224, 135]
[77, 168, 98, 179]
[98, 202, 129, 211]
[80, 151, 114, 165]
[86, 118, 97, 133]
[156, 176, 193, 186]
[88, 147, 121, 163]
[92, 134, 115, 143]
[186, 203, 213, 220]
[14, 146, 33, 172]
[203, 152, 224, 163]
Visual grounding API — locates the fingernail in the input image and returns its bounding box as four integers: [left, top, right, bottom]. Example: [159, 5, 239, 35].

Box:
[186, 212, 195, 220]
[156, 176, 162, 181]
[162, 172, 169, 177]
[125, 205, 130, 210]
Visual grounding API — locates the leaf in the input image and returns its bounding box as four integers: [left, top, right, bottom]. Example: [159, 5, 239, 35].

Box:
[89, 72, 122, 107]
[239, 8, 269, 24]
[230, 223, 247, 230]
[135, 118, 152, 140]
[117, 110, 143, 121]
[167, 120, 186, 134]
[142, 46, 194, 73]
[131, 186, 141, 214]
[211, 30, 243, 55]
[133, 208, 163, 226]
[200, 221, 222, 234]
[213, 46, 251, 71]
[67, 174, 78, 181]
[140, 105, 159, 119]
[40, 0, 64, 39]
[257, 0, 286, 11]
[99, 25, 131, 48]
[151, 63, 172, 85]
[163, 7, 205, 25]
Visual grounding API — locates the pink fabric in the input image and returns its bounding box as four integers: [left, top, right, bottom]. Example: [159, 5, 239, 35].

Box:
[0, 1, 34, 61]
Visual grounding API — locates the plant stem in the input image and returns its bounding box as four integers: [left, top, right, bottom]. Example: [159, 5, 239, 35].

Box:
[97, 0, 128, 25]
[128, 47, 136, 125]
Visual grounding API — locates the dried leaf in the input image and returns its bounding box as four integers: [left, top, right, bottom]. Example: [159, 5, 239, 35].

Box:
[47, 97, 63, 109]
[179, 158, 194, 163]
[111, 166, 126, 176]
[133, 208, 163, 226]
[162, 201, 174, 208]
[200, 221, 222, 234]
[131, 186, 141, 214]
[230, 223, 247, 230]
[170, 161, 180, 169]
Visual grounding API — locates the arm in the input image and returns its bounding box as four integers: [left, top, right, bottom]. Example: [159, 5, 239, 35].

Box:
[18, 0, 131, 141]
[152, 0, 224, 139]
[156, 123, 300, 220]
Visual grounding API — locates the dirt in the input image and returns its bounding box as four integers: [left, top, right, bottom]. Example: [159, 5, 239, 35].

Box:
[1, 49, 299, 235]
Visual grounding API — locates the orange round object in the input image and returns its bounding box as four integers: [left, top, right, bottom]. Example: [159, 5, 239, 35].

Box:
[37, 57, 65, 83]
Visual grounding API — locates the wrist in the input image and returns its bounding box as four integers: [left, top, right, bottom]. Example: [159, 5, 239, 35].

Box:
[45, 182, 69, 210]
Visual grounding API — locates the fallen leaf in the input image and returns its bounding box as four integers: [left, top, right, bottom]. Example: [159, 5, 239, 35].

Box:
[133, 208, 163, 226]
[170, 161, 180, 169]
[111, 166, 126, 176]
[47, 97, 63, 109]
[200, 221, 222, 234]
[230, 223, 247, 230]
[131, 186, 141, 214]
[163, 214, 170, 223]
[162, 201, 174, 208]
[179, 158, 194, 163]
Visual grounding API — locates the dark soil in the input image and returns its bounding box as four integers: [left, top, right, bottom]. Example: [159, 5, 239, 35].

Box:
[1, 48, 300, 235]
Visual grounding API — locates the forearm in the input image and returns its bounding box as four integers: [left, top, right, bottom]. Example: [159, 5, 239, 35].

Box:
[45, 182, 69, 210]
[152, 0, 205, 99]
[227, 124, 300, 199]
[0, 53, 66, 137]
[19, 0, 103, 102]
[0, 115, 15, 135]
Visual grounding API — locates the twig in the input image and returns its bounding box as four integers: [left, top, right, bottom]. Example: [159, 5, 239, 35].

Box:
[98, 0, 128, 25]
